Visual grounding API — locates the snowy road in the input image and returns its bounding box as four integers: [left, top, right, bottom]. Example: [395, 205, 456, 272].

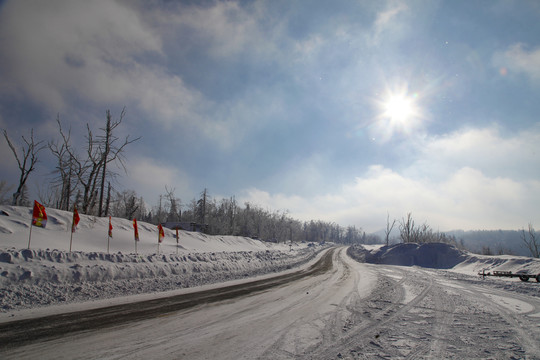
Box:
[2, 247, 540, 359]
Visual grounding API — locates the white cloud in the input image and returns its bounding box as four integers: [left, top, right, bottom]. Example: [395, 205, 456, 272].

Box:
[369, 1, 409, 46]
[412, 125, 540, 181]
[0, 0, 213, 130]
[239, 125, 540, 232]
[494, 43, 540, 82]
[121, 157, 191, 204]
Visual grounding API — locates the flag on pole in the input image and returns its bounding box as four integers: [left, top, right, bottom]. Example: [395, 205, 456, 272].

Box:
[158, 224, 165, 243]
[133, 218, 139, 241]
[32, 200, 47, 228]
[108, 216, 113, 237]
[71, 206, 80, 233]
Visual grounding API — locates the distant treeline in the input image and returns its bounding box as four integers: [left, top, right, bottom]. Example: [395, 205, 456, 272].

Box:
[446, 229, 529, 257]
[106, 187, 381, 245]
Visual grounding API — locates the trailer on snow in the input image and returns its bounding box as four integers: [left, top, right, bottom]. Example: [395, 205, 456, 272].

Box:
[478, 269, 540, 282]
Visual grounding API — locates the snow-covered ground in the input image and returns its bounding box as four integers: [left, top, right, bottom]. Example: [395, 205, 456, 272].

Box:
[0, 205, 320, 313]
[1, 205, 540, 358]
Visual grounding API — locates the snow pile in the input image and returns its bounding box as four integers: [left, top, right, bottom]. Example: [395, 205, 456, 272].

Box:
[0, 206, 320, 312]
[348, 242, 540, 274]
[348, 243, 467, 269]
[453, 253, 540, 276]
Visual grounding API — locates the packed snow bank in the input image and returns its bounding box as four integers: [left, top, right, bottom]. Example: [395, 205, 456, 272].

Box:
[0, 205, 323, 312]
[0, 247, 318, 312]
[348, 242, 540, 275]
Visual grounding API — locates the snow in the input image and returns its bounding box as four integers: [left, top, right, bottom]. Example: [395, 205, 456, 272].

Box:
[0, 205, 320, 314]
[1, 205, 540, 358]
[348, 242, 540, 276]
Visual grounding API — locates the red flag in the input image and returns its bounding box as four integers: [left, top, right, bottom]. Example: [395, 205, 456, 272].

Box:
[176, 228, 179, 244]
[108, 216, 113, 237]
[32, 200, 47, 228]
[71, 206, 80, 233]
[158, 224, 165, 243]
[133, 218, 139, 241]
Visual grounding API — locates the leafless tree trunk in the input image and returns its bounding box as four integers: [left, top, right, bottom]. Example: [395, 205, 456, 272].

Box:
[521, 223, 539, 258]
[399, 212, 415, 243]
[3, 129, 45, 205]
[385, 212, 396, 246]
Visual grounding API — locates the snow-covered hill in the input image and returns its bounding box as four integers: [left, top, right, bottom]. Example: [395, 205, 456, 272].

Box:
[0, 205, 320, 313]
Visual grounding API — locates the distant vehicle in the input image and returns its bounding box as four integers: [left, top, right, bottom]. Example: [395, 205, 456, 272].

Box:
[478, 269, 540, 282]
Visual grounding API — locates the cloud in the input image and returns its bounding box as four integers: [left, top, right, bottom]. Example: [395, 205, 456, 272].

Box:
[411, 125, 540, 181]
[121, 156, 192, 204]
[0, 0, 215, 131]
[0, 0, 161, 108]
[493, 43, 540, 82]
[239, 125, 540, 232]
[369, 1, 409, 46]
[374, 2, 408, 35]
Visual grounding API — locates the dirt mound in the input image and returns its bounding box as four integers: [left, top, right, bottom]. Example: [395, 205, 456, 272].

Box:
[349, 243, 468, 269]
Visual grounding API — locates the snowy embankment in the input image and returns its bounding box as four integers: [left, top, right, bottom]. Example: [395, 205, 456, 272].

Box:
[0, 206, 321, 312]
[348, 242, 540, 278]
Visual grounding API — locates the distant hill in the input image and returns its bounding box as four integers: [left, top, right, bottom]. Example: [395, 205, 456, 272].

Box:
[446, 229, 528, 256]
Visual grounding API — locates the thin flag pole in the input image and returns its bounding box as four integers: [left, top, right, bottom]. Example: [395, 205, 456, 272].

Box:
[176, 228, 179, 255]
[28, 223, 33, 250]
[69, 229, 74, 252]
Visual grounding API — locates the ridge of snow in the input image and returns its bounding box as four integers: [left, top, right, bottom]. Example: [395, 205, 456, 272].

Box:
[0, 205, 321, 313]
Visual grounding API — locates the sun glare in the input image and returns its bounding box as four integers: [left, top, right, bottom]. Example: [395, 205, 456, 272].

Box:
[371, 85, 424, 141]
[384, 95, 414, 123]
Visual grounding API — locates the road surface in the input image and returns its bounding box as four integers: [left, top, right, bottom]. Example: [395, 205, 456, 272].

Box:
[1, 247, 539, 359]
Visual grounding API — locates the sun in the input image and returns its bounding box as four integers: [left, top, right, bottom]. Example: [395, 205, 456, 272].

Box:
[371, 84, 424, 141]
[383, 94, 415, 123]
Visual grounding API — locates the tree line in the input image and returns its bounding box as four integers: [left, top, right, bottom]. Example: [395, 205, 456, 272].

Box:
[1, 110, 378, 245]
[107, 186, 380, 244]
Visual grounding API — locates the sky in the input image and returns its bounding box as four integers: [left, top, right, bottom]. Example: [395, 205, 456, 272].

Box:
[1, 0, 539, 233]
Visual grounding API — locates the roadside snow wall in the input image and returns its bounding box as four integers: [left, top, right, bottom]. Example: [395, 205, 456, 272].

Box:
[0, 247, 319, 312]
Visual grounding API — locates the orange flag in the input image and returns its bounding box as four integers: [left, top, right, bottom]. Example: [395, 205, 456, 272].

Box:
[133, 218, 139, 241]
[71, 206, 80, 233]
[108, 216, 113, 237]
[32, 200, 47, 228]
[158, 224, 165, 243]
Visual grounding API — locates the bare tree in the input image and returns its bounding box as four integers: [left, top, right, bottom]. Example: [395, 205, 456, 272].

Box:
[97, 108, 140, 216]
[54, 109, 139, 215]
[196, 188, 208, 225]
[49, 116, 77, 210]
[3, 129, 45, 205]
[165, 186, 181, 222]
[385, 212, 396, 246]
[399, 212, 415, 243]
[521, 223, 539, 258]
